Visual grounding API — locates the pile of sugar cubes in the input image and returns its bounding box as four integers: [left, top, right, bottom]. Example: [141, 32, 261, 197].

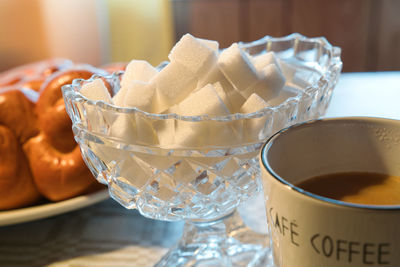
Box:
[80, 34, 311, 147]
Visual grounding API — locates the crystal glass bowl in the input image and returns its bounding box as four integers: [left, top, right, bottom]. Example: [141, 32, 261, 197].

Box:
[62, 33, 342, 267]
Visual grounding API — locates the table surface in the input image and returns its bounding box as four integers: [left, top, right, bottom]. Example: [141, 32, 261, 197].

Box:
[1, 71, 399, 267]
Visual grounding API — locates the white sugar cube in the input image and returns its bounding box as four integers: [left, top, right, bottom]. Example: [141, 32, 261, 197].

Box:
[112, 85, 128, 106]
[135, 115, 158, 145]
[155, 105, 179, 147]
[258, 63, 286, 92]
[240, 93, 269, 114]
[241, 63, 286, 100]
[168, 33, 217, 77]
[197, 63, 226, 88]
[173, 85, 233, 147]
[121, 60, 157, 89]
[196, 64, 232, 90]
[213, 81, 247, 114]
[176, 114, 240, 147]
[252, 52, 279, 71]
[83, 103, 106, 134]
[199, 38, 219, 52]
[224, 86, 246, 113]
[110, 114, 157, 145]
[110, 114, 137, 144]
[151, 62, 197, 113]
[123, 81, 156, 113]
[80, 78, 112, 103]
[197, 64, 246, 113]
[218, 43, 259, 91]
[178, 84, 230, 116]
[209, 120, 240, 146]
[213, 82, 233, 113]
[174, 120, 205, 147]
[156, 121, 174, 147]
[173, 120, 238, 147]
[163, 104, 180, 114]
[240, 93, 270, 142]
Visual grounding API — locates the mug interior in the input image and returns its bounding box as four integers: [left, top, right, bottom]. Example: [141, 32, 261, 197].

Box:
[262, 117, 400, 208]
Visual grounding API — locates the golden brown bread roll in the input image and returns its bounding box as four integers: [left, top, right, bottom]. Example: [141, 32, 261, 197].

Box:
[0, 126, 41, 210]
[23, 133, 96, 201]
[0, 59, 67, 89]
[0, 90, 39, 144]
[0, 62, 107, 208]
[36, 69, 94, 152]
[22, 78, 45, 92]
[0, 91, 42, 210]
[23, 69, 100, 201]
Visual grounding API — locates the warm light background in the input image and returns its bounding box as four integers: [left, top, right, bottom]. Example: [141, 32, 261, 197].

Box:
[171, 0, 400, 73]
[106, 0, 174, 66]
[0, 0, 399, 73]
[0, 0, 174, 71]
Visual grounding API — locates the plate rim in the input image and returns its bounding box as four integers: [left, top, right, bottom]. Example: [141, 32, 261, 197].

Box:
[0, 189, 109, 227]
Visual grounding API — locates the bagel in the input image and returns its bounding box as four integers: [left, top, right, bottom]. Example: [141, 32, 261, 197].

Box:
[22, 78, 45, 92]
[23, 133, 96, 201]
[0, 126, 42, 209]
[0, 90, 39, 144]
[0, 63, 106, 208]
[0, 59, 69, 90]
[23, 69, 100, 201]
[36, 69, 94, 152]
[0, 90, 41, 210]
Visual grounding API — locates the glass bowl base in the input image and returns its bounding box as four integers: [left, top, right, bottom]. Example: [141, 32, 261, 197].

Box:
[155, 210, 274, 267]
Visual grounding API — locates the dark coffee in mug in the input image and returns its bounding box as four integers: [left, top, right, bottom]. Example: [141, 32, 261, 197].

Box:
[296, 172, 400, 205]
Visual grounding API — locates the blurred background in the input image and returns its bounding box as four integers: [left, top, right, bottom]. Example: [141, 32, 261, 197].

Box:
[0, 0, 399, 73]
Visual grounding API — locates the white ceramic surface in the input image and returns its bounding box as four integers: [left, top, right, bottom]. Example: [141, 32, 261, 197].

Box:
[0, 189, 109, 227]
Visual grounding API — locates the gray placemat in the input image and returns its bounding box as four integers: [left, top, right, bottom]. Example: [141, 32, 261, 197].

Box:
[0, 191, 267, 267]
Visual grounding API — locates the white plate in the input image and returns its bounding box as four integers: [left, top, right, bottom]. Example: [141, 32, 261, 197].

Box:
[0, 189, 109, 227]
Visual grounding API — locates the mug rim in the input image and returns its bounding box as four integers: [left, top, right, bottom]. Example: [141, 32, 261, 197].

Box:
[261, 116, 400, 211]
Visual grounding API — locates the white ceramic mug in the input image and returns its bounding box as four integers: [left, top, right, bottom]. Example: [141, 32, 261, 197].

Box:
[260, 117, 400, 267]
